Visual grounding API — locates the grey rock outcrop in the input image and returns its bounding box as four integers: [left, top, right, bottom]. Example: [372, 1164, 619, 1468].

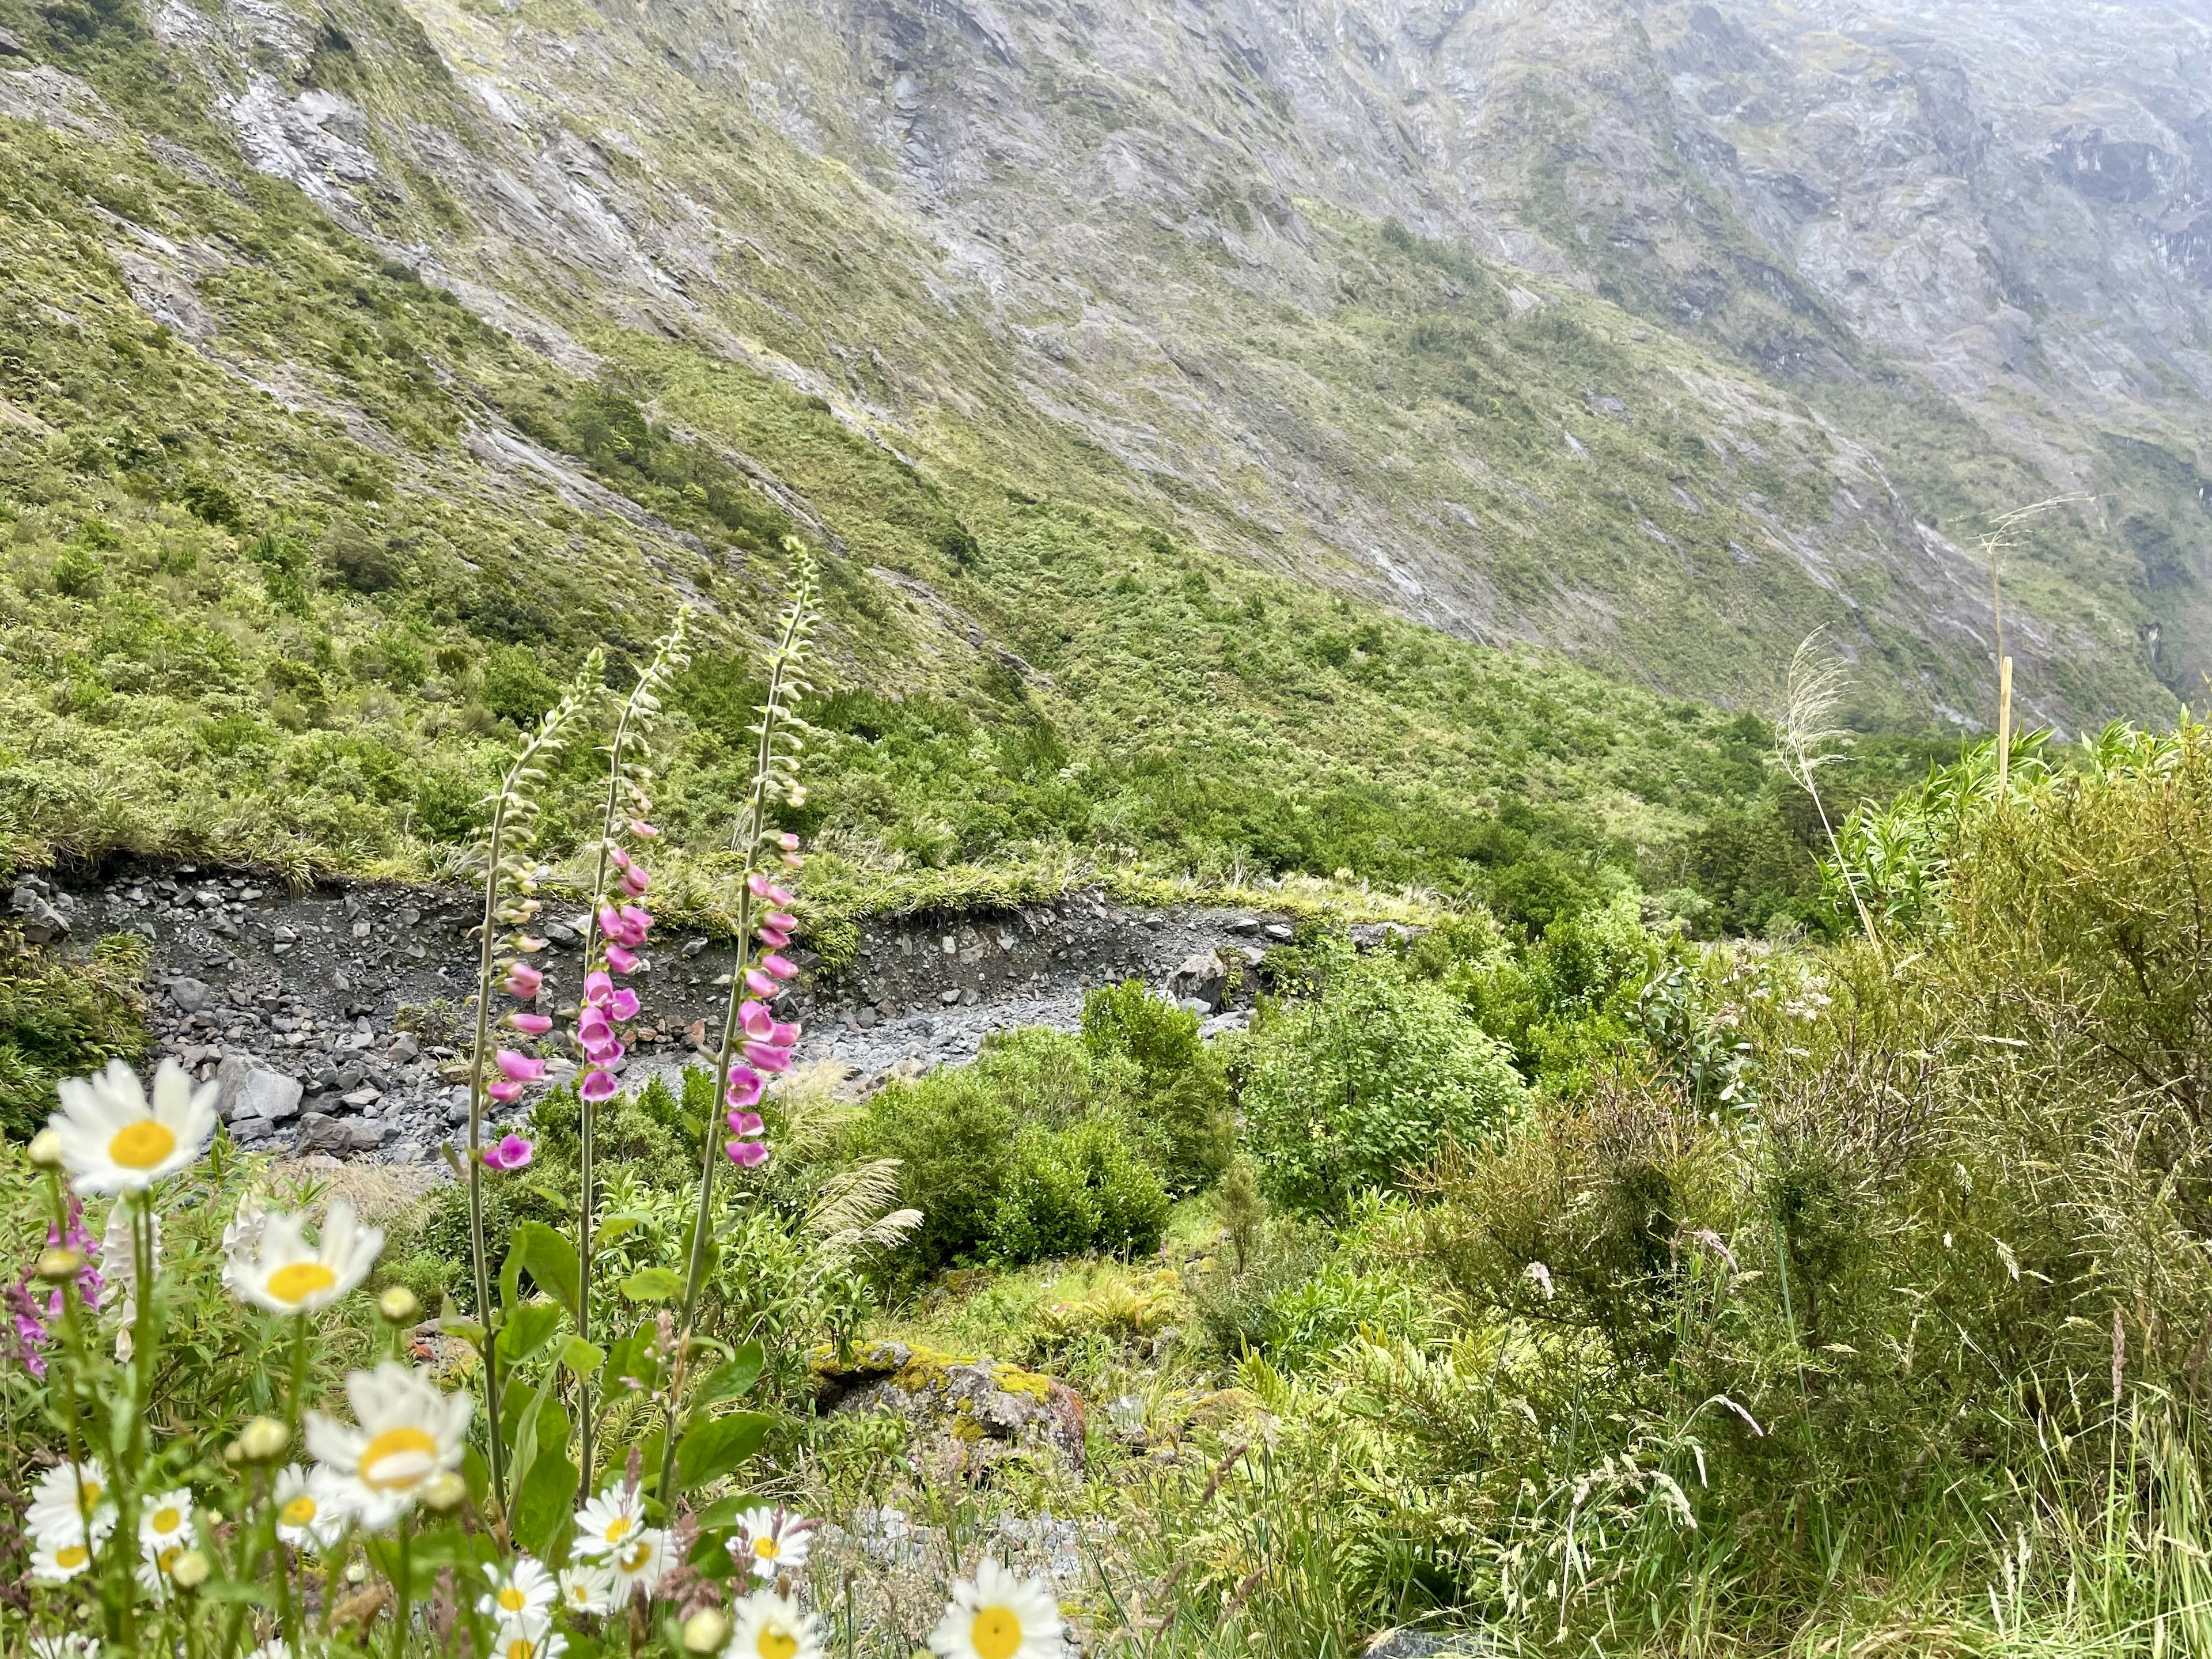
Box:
[212, 1054, 302, 1124]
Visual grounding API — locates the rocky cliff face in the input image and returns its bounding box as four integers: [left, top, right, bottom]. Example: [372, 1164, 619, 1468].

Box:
[3, 0, 2206, 726]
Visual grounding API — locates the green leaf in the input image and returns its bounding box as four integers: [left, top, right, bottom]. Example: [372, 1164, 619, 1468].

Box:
[512, 1446, 580, 1563]
[592, 1214, 647, 1249]
[692, 1491, 761, 1532]
[619, 1266, 685, 1303]
[502, 1221, 581, 1319]
[497, 1300, 565, 1367]
[685, 1341, 765, 1421]
[559, 1337, 605, 1380]
[197, 1581, 275, 1605]
[673, 1411, 773, 1492]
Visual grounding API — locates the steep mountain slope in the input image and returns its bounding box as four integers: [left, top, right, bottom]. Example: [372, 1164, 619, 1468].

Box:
[0, 0, 2199, 895]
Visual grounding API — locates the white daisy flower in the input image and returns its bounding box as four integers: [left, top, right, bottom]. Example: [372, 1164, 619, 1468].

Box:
[607, 1527, 674, 1606]
[927, 1560, 1064, 1659]
[556, 1562, 613, 1616]
[487, 1627, 565, 1659]
[27, 1460, 116, 1544]
[225, 1199, 383, 1316]
[272, 1463, 350, 1550]
[478, 1555, 557, 1624]
[136, 1541, 186, 1598]
[570, 1484, 646, 1559]
[138, 1487, 194, 1559]
[29, 1635, 99, 1659]
[30, 1537, 96, 1582]
[50, 1058, 217, 1194]
[729, 1506, 813, 1581]
[303, 1362, 472, 1531]
[220, 1192, 269, 1299]
[244, 1643, 293, 1659]
[727, 1588, 824, 1659]
[97, 1202, 161, 1361]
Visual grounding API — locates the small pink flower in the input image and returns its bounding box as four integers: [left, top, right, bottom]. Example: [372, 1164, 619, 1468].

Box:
[578, 1013, 613, 1048]
[507, 1012, 553, 1036]
[740, 1000, 774, 1040]
[584, 969, 614, 1003]
[620, 867, 650, 898]
[608, 845, 631, 871]
[605, 945, 638, 974]
[514, 934, 549, 953]
[487, 1079, 525, 1104]
[743, 1041, 793, 1073]
[580, 1068, 618, 1103]
[756, 925, 791, 949]
[782, 853, 804, 869]
[744, 968, 777, 998]
[484, 1134, 533, 1172]
[770, 1018, 801, 1046]
[726, 1109, 763, 1135]
[767, 884, 794, 907]
[777, 832, 800, 852]
[764, 911, 798, 931]
[725, 1066, 765, 1108]
[502, 962, 543, 999]
[608, 987, 641, 1021]
[747, 872, 771, 899]
[726, 1138, 770, 1168]
[761, 953, 797, 980]
[496, 1049, 544, 1084]
[585, 1037, 625, 1067]
[619, 904, 654, 937]
[598, 903, 624, 938]
[632, 820, 659, 838]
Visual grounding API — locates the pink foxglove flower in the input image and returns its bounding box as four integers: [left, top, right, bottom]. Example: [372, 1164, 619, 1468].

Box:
[726, 1138, 770, 1168]
[584, 969, 614, 1003]
[631, 820, 658, 838]
[487, 1078, 525, 1104]
[605, 945, 638, 974]
[607, 988, 641, 1021]
[502, 962, 543, 999]
[744, 968, 776, 998]
[761, 953, 797, 980]
[743, 1042, 793, 1074]
[725, 1066, 765, 1108]
[585, 1039, 625, 1067]
[618, 904, 654, 939]
[507, 1012, 553, 1036]
[620, 867, 650, 897]
[726, 1110, 763, 1135]
[496, 1050, 544, 1084]
[746, 872, 772, 899]
[581, 1069, 618, 1104]
[484, 1134, 533, 1172]
[764, 911, 797, 932]
[777, 832, 800, 852]
[756, 925, 791, 949]
[740, 1000, 774, 1040]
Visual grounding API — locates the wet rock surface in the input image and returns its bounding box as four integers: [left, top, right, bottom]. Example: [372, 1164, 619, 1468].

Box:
[814, 1340, 1088, 1475]
[51, 862, 1303, 1165]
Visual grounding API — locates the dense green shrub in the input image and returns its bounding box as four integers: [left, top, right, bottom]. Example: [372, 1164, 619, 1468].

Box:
[1241, 949, 1525, 1215]
[0, 931, 149, 1140]
[1082, 979, 1235, 1192]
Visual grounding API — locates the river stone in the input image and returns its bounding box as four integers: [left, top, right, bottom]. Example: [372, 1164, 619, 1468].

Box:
[295, 1112, 350, 1154]
[213, 1054, 303, 1123]
[168, 976, 214, 1013]
[815, 1340, 1085, 1475]
[1167, 949, 1228, 1011]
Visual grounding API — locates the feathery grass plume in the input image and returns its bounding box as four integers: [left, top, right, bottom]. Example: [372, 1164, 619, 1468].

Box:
[662, 539, 820, 1502]
[1776, 628, 1881, 953]
[463, 649, 603, 1504]
[1977, 494, 2091, 793]
[570, 611, 690, 1487]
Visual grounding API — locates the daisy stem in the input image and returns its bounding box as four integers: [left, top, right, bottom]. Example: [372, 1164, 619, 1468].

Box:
[287, 1312, 310, 1434]
[389, 1511, 414, 1659]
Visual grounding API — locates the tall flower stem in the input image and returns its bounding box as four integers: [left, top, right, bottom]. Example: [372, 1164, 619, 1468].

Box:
[574, 612, 688, 1489]
[660, 551, 816, 1503]
[464, 656, 602, 1509]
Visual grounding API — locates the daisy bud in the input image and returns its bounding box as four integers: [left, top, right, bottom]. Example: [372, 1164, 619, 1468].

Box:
[35, 1248, 85, 1282]
[422, 1471, 467, 1512]
[379, 1286, 421, 1325]
[28, 1128, 65, 1170]
[234, 1415, 290, 1463]
[170, 1550, 210, 1589]
[682, 1609, 730, 1653]
[507, 1012, 554, 1036]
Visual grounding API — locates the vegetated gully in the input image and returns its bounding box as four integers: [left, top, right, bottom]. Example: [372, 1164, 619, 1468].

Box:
[21, 863, 1304, 1166]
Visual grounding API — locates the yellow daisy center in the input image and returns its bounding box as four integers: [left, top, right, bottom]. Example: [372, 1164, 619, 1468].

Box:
[972, 1606, 1024, 1659]
[503, 1640, 536, 1659]
[266, 1262, 338, 1304]
[281, 1495, 318, 1526]
[619, 1538, 653, 1572]
[358, 1426, 439, 1490]
[81, 1480, 103, 1508]
[498, 1585, 528, 1612]
[756, 1627, 799, 1659]
[155, 1546, 180, 1574]
[753, 1535, 780, 1559]
[151, 1505, 183, 1533]
[109, 1119, 176, 1170]
[602, 1514, 633, 1543]
[56, 1544, 89, 1569]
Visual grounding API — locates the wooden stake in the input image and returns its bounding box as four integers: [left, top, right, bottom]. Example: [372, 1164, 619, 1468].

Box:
[1997, 654, 2013, 798]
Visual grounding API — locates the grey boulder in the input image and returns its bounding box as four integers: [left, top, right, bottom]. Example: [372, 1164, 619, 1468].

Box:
[213, 1055, 303, 1124]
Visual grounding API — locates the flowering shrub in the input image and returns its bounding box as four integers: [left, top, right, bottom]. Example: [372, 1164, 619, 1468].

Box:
[3, 548, 1069, 1659]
